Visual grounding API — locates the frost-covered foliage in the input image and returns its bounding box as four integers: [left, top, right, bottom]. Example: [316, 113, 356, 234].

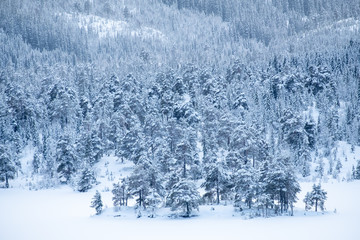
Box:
[304, 184, 327, 212]
[77, 169, 96, 192]
[354, 161, 360, 180]
[0, 0, 359, 218]
[0, 145, 16, 188]
[90, 190, 103, 215]
[167, 179, 200, 217]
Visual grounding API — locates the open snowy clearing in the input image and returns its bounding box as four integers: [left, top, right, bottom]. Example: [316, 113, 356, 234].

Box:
[0, 181, 359, 240]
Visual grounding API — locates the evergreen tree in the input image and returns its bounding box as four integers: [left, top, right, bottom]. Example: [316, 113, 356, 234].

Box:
[0, 144, 16, 188]
[315, 159, 325, 179]
[280, 109, 306, 167]
[77, 128, 104, 167]
[174, 129, 198, 179]
[202, 156, 231, 205]
[32, 152, 41, 174]
[333, 159, 343, 179]
[234, 166, 258, 210]
[119, 116, 145, 165]
[112, 182, 124, 208]
[167, 179, 200, 217]
[354, 161, 360, 180]
[304, 184, 327, 212]
[128, 158, 157, 209]
[144, 188, 163, 218]
[90, 190, 103, 215]
[77, 169, 96, 192]
[56, 135, 77, 183]
[303, 192, 313, 211]
[352, 165, 356, 180]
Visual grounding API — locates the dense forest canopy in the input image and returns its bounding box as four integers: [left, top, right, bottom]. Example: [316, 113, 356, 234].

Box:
[0, 0, 359, 216]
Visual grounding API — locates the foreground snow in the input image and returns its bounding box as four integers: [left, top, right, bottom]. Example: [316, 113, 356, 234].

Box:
[0, 181, 359, 240]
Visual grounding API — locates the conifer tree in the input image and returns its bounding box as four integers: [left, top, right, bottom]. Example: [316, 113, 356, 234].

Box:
[144, 188, 163, 218]
[77, 169, 96, 192]
[167, 179, 200, 217]
[112, 182, 124, 208]
[354, 161, 360, 180]
[0, 144, 16, 188]
[91, 190, 103, 215]
[56, 135, 77, 183]
[202, 156, 231, 205]
[304, 184, 327, 212]
[234, 166, 258, 210]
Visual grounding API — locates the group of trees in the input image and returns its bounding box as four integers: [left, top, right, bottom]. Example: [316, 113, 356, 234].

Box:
[0, 0, 358, 217]
[109, 158, 301, 217]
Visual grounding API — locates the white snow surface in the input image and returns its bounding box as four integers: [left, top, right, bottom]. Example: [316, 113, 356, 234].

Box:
[0, 181, 359, 239]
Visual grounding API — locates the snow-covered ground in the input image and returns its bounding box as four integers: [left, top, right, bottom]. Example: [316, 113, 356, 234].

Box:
[1, 142, 359, 240]
[0, 181, 359, 240]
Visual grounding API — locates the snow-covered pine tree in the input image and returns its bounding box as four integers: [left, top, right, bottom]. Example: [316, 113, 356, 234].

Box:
[174, 132, 198, 179]
[202, 156, 231, 205]
[315, 159, 325, 179]
[56, 135, 77, 183]
[32, 152, 41, 175]
[280, 109, 307, 169]
[128, 159, 151, 209]
[304, 184, 327, 212]
[112, 182, 123, 208]
[167, 179, 200, 217]
[119, 116, 146, 165]
[90, 190, 103, 215]
[234, 166, 258, 210]
[144, 188, 163, 218]
[0, 144, 16, 188]
[354, 161, 360, 180]
[303, 192, 313, 211]
[298, 135, 312, 177]
[77, 169, 96, 192]
[333, 159, 342, 179]
[352, 165, 356, 180]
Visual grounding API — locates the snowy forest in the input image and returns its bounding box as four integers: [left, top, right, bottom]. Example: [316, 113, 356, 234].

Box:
[1, 0, 360, 219]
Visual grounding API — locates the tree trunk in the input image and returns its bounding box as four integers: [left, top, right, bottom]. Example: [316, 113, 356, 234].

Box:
[265, 202, 268, 217]
[183, 159, 186, 178]
[315, 199, 318, 212]
[186, 202, 190, 217]
[5, 174, 9, 188]
[139, 190, 142, 207]
[249, 198, 252, 209]
[280, 191, 283, 213]
[216, 181, 220, 205]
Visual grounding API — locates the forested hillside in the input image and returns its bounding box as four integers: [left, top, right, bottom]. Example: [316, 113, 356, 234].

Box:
[1, 0, 360, 217]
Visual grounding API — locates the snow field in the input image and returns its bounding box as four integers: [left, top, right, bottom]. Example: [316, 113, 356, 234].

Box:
[0, 181, 359, 240]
